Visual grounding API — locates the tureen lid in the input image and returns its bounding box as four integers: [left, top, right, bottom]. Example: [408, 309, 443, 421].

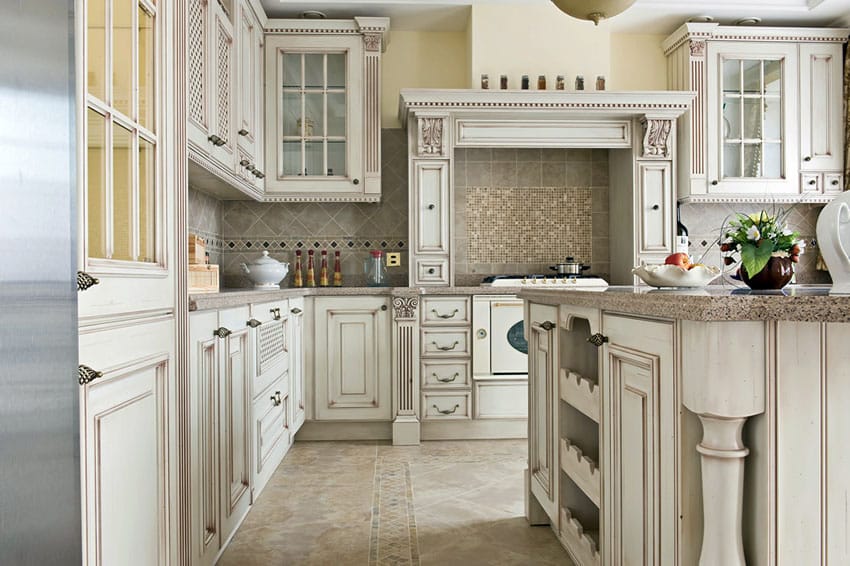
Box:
[247, 251, 285, 266]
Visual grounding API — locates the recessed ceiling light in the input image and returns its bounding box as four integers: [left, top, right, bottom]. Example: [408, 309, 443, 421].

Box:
[734, 17, 762, 26]
[300, 10, 327, 19]
[687, 16, 714, 23]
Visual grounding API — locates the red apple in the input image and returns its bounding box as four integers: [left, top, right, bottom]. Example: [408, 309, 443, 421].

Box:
[664, 253, 691, 269]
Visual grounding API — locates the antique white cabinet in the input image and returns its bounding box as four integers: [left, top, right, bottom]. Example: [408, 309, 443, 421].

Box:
[411, 160, 452, 285]
[601, 313, 676, 565]
[188, 0, 266, 197]
[288, 297, 306, 433]
[313, 296, 392, 420]
[527, 302, 560, 524]
[263, 18, 389, 201]
[189, 307, 254, 566]
[664, 23, 848, 201]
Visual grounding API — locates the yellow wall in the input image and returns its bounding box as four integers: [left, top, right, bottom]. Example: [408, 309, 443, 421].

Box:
[469, 4, 611, 90]
[381, 30, 469, 128]
[609, 34, 668, 90]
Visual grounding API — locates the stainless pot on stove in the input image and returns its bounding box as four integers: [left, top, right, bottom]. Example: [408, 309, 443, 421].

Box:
[549, 257, 590, 276]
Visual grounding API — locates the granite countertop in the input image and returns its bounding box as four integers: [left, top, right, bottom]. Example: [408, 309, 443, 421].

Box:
[189, 285, 525, 311]
[520, 284, 850, 323]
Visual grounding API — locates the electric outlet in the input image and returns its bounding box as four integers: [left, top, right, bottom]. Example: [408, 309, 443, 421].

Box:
[386, 252, 401, 267]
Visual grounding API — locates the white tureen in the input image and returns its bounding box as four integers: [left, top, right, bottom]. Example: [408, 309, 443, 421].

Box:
[240, 251, 290, 289]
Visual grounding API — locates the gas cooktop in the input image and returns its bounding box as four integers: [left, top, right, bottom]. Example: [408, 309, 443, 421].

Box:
[481, 275, 609, 288]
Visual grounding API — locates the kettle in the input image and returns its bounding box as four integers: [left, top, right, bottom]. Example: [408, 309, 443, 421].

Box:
[549, 257, 590, 276]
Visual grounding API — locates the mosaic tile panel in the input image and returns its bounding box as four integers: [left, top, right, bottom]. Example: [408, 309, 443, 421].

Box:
[466, 186, 593, 264]
[369, 459, 420, 566]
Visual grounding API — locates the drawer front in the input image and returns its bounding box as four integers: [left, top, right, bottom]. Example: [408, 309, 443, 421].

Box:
[421, 297, 471, 326]
[801, 173, 821, 193]
[824, 173, 844, 195]
[253, 381, 290, 484]
[474, 379, 528, 419]
[414, 258, 450, 286]
[422, 360, 471, 388]
[422, 391, 472, 421]
[422, 328, 471, 357]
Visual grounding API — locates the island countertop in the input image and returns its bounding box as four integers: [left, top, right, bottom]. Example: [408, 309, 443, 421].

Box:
[520, 284, 850, 323]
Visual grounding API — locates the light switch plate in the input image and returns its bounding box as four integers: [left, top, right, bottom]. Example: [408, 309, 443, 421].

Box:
[386, 252, 401, 267]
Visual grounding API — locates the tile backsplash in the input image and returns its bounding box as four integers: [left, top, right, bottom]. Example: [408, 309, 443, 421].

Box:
[454, 148, 610, 280]
[207, 129, 409, 287]
[680, 202, 830, 285]
[188, 187, 223, 266]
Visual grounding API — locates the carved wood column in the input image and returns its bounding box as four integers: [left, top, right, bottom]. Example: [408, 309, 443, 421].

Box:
[354, 17, 388, 196]
[688, 39, 707, 191]
[391, 294, 420, 445]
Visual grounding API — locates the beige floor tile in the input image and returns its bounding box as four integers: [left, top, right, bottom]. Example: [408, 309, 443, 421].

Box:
[222, 439, 573, 566]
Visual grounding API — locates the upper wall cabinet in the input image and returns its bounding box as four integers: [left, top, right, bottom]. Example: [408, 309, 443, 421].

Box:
[664, 23, 848, 202]
[188, 0, 265, 199]
[263, 18, 389, 202]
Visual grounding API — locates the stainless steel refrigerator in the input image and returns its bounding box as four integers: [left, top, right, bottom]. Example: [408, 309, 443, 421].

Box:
[0, 0, 82, 563]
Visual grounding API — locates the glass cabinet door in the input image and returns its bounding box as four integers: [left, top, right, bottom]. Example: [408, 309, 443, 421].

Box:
[280, 51, 347, 178]
[707, 42, 798, 194]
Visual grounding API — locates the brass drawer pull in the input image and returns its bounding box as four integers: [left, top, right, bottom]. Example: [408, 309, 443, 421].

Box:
[270, 307, 281, 320]
[78, 364, 103, 386]
[433, 403, 460, 415]
[431, 308, 458, 319]
[432, 340, 459, 351]
[213, 327, 232, 338]
[434, 372, 459, 383]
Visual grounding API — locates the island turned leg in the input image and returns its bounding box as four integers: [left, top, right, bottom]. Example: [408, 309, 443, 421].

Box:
[694, 414, 750, 566]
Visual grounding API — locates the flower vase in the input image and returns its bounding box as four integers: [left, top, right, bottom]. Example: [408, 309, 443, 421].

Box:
[740, 256, 794, 290]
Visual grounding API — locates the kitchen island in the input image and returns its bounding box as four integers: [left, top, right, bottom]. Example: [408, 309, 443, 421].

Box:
[521, 285, 850, 566]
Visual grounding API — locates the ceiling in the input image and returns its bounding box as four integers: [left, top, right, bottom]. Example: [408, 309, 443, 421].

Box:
[260, 0, 850, 33]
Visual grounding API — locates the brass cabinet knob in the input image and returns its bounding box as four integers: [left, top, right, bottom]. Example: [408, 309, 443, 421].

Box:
[213, 327, 232, 338]
[587, 333, 609, 347]
[539, 321, 555, 331]
[238, 129, 249, 136]
[291, 307, 302, 314]
[247, 318, 262, 328]
[804, 156, 812, 162]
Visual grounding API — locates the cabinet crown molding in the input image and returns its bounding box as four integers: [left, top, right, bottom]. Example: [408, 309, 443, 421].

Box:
[264, 16, 389, 38]
[663, 22, 849, 55]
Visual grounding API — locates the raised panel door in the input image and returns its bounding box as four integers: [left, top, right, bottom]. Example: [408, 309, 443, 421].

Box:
[314, 297, 391, 421]
[638, 161, 673, 255]
[252, 375, 290, 498]
[79, 318, 174, 566]
[217, 308, 252, 543]
[188, 311, 221, 566]
[799, 43, 843, 173]
[527, 302, 559, 523]
[414, 160, 450, 254]
[236, 0, 258, 161]
[289, 298, 306, 432]
[602, 314, 676, 566]
[187, 0, 210, 149]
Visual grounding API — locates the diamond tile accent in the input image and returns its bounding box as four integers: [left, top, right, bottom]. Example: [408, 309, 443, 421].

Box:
[369, 459, 419, 566]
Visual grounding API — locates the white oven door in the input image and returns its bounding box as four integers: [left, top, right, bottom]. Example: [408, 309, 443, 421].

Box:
[491, 300, 527, 374]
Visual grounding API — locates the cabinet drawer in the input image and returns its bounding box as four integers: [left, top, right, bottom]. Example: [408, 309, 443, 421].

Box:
[473, 378, 528, 419]
[421, 297, 471, 326]
[414, 258, 450, 286]
[422, 360, 471, 388]
[253, 380, 290, 493]
[422, 391, 472, 420]
[824, 173, 843, 194]
[801, 173, 821, 193]
[421, 328, 471, 357]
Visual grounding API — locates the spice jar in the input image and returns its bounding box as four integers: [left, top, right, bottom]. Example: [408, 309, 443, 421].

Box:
[500, 75, 508, 89]
[575, 75, 585, 91]
[596, 75, 606, 90]
[481, 74, 489, 89]
[537, 75, 546, 90]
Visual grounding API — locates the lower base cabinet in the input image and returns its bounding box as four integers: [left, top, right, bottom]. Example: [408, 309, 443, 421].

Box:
[313, 296, 392, 421]
[79, 318, 175, 566]
[189, 307, 253, 566]
[289, 297, 306, 433]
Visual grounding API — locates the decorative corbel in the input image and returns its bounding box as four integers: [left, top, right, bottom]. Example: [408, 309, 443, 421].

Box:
[416, 116, 447, 157]
[363, 33, 381, 52]
[392, 296, 419, 320]
[641, 117, 673, 159]
[689, 39, 706, 58]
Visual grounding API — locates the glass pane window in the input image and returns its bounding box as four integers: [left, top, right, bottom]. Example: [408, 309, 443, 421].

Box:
[280, 50, 347, 177]
[720, 57, 783, 181]
[85, 0, 158, 264]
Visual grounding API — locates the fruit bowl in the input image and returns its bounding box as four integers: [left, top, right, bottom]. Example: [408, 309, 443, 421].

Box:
[632, 263, 721, 288]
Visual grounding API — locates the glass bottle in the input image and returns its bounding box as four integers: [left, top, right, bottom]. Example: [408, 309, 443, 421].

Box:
[500, 75, 508, 89]
[596, 75, 606, 91]
[521, 75, 529, 90]
[481, 74, 489, 89]
[676, 204, 689, 255]
[306, 249, 316, 287]
[364, 250, 387, 287]
[293, 249, 303, 287]
[319, 249, 329, 287]
[333, 250, 343, 286]
[537, 75, 546, 90]
[575, 75, 585, 91]
[556, 75, 565, 90]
